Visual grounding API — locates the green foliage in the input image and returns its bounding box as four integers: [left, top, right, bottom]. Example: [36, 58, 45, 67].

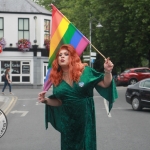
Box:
[34, 0, 150, 72]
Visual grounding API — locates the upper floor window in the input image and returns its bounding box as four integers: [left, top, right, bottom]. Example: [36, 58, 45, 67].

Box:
[44, 19, 50, 41]
[0, 18, 4, 38]
[18, 18, 29, 40]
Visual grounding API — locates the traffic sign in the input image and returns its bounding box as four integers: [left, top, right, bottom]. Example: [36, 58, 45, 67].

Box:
[91, 57, 96, 60]
[83, 58, 90, 61]
[91, 59, 95, 63]
[83, 55, 90, 58]
[91, 52, 96, 56]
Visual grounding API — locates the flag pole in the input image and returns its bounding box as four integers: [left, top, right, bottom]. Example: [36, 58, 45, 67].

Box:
[90, 43, 106, 60]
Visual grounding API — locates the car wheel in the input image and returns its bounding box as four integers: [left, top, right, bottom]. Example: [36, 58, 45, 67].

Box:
[131, 96, 142, 111]
[129, 79, 137, 85]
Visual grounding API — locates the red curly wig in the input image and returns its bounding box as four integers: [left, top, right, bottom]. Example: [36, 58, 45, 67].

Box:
[49, 44, 87, 86]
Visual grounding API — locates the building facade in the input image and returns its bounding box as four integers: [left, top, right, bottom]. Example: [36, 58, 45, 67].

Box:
[0, 0, 51, 89]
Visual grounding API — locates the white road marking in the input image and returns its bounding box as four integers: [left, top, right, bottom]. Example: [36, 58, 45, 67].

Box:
[18, 98, 37, 100]
[94, 96, 102, 98]
[10, 110, 28, 117]
[16, 98, 43, 106]
[111, 107, 125, 109]
[103, 99, 112, 117]
[116, 87, 127, 90]
[36, 102, 44, 105]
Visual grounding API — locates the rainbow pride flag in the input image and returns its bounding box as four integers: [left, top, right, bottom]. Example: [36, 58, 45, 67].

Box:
[43, 4, 90, 91]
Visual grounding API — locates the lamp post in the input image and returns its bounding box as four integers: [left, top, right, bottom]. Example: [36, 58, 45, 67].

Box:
[89, 19, 103, 67]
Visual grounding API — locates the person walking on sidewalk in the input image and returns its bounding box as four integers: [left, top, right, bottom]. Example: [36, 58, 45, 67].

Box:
[2, 68, 12, 95]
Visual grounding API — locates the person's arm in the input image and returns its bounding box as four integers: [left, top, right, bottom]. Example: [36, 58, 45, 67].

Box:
[38, 91, 62, 106]
[42, 97, 62, 106]
[97, 70, 112, 88]
[6, 74, 11, 83]
[97, 58, 113, 88]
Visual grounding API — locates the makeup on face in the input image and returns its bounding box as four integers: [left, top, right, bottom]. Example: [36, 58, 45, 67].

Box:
[58, 49, 69, 66]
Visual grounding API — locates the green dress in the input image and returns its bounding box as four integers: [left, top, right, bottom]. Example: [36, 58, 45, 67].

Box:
[45, 66, 118, 150]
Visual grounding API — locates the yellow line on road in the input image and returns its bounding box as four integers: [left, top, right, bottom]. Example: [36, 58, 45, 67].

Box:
[4, 96, 18, 115]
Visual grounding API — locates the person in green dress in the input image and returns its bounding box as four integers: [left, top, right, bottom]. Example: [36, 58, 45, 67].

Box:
[38, 44, 118, 150]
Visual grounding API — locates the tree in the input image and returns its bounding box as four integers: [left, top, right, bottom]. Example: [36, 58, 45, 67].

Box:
[34, 0, 150, 71]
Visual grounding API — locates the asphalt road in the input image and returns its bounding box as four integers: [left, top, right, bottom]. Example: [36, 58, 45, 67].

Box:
[0, 87, 150, 150]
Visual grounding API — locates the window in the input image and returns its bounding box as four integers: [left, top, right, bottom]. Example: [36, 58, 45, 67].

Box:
[0, 61, 30, 83]
[12, 61, 20, 74]
[134, 69, 150, 73]
[143, 81, 150, 88]
[145, 69, 150, 73]
[1, 61, 10, 74]
[18, 18, 29, 40]
[44, 19, 50, 41]
[139, 81, 144, 87]
[134, 69, 143, 73]
[0, 17, 4, 38]
[123, 69, 130, 73]
[22, 65, 30, 74]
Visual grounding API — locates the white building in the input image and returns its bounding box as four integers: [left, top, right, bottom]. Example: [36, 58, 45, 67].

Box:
[0, 0, 51, 88]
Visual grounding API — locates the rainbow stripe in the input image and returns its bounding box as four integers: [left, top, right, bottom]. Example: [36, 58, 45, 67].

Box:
[43, 4, 90, 91]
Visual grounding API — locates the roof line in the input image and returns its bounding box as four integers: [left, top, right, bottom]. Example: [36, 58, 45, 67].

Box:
[26, 0, 44, 13]
[0, 11, 51, 16]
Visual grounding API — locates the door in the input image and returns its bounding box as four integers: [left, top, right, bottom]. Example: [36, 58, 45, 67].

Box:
[43, 62, 48, 84]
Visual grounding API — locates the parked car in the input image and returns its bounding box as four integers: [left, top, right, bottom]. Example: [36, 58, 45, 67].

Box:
[125, 78, 150, 111]
[116, 67, 150, 86]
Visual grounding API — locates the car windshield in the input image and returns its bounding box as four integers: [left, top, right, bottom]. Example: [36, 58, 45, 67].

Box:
[123, 69, 130, 73]
[139, 80, 150, 88]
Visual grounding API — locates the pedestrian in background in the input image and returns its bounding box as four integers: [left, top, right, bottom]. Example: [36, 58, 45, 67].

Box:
[2, 68, 13, 95]
[38, 44, 118, 150]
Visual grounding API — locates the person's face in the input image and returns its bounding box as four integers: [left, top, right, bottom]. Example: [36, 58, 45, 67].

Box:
[58, 49, 69, 67]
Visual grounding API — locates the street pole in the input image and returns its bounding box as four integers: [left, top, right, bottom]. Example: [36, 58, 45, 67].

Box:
[89, 17, 103, 67]
[89, 20, 92, 67]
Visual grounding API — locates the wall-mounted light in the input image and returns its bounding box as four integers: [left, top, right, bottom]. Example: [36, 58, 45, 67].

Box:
[34, 16, 37, 20]
[34, 40, 37, 44]
[10, 43, 13, 47]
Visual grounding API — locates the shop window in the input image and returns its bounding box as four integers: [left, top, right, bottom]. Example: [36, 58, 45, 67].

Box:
[22, 76, 30, 82]
[12, 76, 20, 82]
[11, 61, 20, 74]
[1, 61, 10, 74]
[0, 17, 4, 38]
[22, 65, 30, 74]
[1, 76, 4, 82]
[0, 61, 30, 83]
[18, 18, 29, 39]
